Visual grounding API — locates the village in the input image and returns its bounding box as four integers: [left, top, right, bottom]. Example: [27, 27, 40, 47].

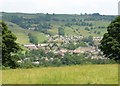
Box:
[22, 35, 104, 62]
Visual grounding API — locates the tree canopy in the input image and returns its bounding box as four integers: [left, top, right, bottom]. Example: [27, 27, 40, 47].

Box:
[100, 16, 120, 61]
[0, 23, 2, 64]
[58, 27, 65, 36]
[1, 22, 21, 68]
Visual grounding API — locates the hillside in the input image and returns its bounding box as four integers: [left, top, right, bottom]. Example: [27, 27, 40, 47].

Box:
[5, 22, 47, 44]
[2, 12, 116, 44]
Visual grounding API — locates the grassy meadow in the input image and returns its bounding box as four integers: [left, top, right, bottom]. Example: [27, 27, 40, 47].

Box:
[0, 70, 1, 85]
[2, 64, 118, 84]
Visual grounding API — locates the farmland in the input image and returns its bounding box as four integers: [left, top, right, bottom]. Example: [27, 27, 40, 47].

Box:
[2, 64, 118, 84]
[2, 12, 116, 44]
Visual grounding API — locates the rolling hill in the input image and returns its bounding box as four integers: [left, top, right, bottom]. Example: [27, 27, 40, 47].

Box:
[1, 12, 117, 44]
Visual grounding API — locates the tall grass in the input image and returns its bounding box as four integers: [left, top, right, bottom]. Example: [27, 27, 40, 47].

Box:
[0, 70, 1, 85]
[2, 64, 118, 84]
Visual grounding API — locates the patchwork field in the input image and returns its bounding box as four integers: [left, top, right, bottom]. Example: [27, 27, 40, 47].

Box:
[2, 13, 116, 44]
[2, 64, 118, 84]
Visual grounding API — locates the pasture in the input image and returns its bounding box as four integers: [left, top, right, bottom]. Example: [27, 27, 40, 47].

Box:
[2, 64, 118, 84]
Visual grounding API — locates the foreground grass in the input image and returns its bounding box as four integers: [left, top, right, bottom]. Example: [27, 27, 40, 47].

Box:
[0, 70, 1, 85]
[2, 64, 118, 84]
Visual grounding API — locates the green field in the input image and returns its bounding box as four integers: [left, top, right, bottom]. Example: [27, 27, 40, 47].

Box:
[2, 64, 118, 84]
[3, 13, 116, 44]
[6, 22, 47, 44]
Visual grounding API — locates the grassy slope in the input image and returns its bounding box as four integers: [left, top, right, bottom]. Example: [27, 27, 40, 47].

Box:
[6, 22, 30, 44]
[2, 64, 118, 84]
[49, 14, 112, 37]
[6, 22, 47, 44]
[4, 13, 115, 44]
[49, 20, 110, 37]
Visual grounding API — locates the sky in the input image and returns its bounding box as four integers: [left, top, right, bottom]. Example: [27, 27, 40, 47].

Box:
[1, 0, 120, 15]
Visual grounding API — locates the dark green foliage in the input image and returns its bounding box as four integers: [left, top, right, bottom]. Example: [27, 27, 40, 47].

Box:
[19, 60, 34, 68]
[85, 27, 90, 31]
[46, 52, 55, 58]
[66, 43, 76, 50]
[96, 31, 101, 34]
[1, 22, 21, 68]
[52, 58, 62, 67]
[63, 42, 87, 50]
[89, 59, 116, 64]
[82, 36, 94, 46]
[92, 13, 100, 16]
[35, 23, 51, 30]
[58, 27, 65, 36]
[78, 42, 87, 47]
[39, 29, 53, 36]
[100, 16, 120, 61]
[61, 53, 84, 65]
[0, 23, 2, 65]
[17, 49, 117, 68]
[28, 33, 38, 44]
[30, 49, 46, 57]
[3, 12, 115, 31]
[98, 26, 106, 29]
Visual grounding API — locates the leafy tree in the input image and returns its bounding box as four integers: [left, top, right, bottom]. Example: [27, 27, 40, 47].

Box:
[65, 43, 76, 50]
[52, 58, 62, 66]
[2, 22, 21, 68]
[92, 13, 100, 16]
[30, 49, 46, 58]
[0, 23, 2, 64]
[46, 52, 54, 58]
[100, 16, 120, 61]
[58, 27, 65, 36]
[82, 36, 94, 46]
[77, 42, 87, 47]
[96, 31, 101, 34]
[85, 27, 90, 31]
[28, 33, 38, 44]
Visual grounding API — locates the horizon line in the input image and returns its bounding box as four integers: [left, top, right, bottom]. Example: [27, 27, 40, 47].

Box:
[1, 11, 118, 16]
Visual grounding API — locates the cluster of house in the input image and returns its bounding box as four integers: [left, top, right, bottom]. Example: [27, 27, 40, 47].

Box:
[47, 35, 84, 44]
[22, 35, 104, 62]
[47, 35, 103, 44]
[93, 37, 103, 41]
[23, 44, 102, 59]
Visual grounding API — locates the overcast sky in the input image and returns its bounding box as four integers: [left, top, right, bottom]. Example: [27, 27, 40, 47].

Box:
[1, 0, 119, 15]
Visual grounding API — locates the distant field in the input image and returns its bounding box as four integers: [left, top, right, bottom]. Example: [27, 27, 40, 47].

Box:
[3, 13, 115, 44]
[2, 64, 118, 84]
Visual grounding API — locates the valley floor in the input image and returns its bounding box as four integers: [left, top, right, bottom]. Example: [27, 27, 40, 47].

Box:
[2, 64, 118, 84]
